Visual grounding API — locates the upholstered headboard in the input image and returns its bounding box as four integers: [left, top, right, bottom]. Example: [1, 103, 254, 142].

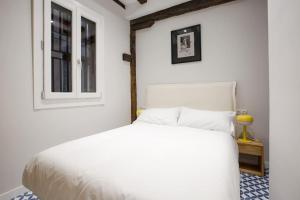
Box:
[145, 82, 237, 111]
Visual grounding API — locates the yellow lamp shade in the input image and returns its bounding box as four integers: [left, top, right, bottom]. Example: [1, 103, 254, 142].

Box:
[236, 114, 254, 125]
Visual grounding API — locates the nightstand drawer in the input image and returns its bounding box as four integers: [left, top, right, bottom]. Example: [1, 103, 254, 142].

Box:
[237, 139, 264, 176]
[238, 144, 262, 156]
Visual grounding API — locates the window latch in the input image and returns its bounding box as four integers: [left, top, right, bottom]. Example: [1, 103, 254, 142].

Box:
[41, 40, 44, 50]
[77, 59, 82, 69]
[41, 91, 45, 99]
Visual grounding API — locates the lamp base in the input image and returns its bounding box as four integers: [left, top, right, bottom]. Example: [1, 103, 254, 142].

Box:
[238, 138, 251, 143]
[239, 125, 251, 143]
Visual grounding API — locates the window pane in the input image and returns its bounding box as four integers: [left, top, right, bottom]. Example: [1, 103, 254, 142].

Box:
[51, 2, 72, 92]
[81, 17, 96, 93]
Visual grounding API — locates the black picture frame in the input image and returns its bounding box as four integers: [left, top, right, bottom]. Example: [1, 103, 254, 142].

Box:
[171, 24, 201, 64]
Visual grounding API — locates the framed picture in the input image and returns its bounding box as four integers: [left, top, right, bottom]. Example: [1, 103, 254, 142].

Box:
[171, 24, 201, 64]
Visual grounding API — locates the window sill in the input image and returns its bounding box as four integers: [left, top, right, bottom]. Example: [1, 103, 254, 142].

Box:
[34, 98, 105, 110]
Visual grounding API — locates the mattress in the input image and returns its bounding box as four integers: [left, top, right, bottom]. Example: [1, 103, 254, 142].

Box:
[23, 122, 240, 200]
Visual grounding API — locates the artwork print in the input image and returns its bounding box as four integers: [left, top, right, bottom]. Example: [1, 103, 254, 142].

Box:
[171, 25, 201, 64]
[177, 32, 195, 58]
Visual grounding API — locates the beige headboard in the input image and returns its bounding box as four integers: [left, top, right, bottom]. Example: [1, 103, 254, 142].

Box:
[145, 81, 237, 111]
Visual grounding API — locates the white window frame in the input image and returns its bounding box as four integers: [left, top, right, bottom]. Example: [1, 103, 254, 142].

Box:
[76, 4, 104, 99]
[32, 0, 105, 109]
[44, 0, 77, 99]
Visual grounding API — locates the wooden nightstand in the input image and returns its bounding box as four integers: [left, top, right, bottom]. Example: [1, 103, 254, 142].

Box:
[237, 139, 264, 176]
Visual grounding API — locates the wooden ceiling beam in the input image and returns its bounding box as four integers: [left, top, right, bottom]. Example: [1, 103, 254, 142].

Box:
[131, 0, 237, 30]
[137, 0, 147, 4]
[112, 0, 126, 9]
[131, 20, 155, 31]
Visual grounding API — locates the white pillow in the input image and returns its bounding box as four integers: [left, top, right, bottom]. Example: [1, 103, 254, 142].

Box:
[135, 107, 179, 126]
[178, 107, 235, 134]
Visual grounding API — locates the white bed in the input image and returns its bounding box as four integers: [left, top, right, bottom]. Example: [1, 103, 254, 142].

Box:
[23, 82, 240, 200]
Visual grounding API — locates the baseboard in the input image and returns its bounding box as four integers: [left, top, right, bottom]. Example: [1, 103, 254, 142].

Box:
[0, 186, 28, 200]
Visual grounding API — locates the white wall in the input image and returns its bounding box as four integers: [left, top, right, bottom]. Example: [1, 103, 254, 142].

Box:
[0, 0, 130, 195]
[136, 0, 269, 159]
[268, 0, 300, 199]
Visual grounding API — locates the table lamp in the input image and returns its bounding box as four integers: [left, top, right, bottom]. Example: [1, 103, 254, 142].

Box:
[136, 108, 144, 117]
[236, 114, 254, 143]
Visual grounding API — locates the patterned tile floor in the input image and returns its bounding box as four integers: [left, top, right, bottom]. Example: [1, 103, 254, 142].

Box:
[240, 169, 269, 200]
[13, 169, 269, 200]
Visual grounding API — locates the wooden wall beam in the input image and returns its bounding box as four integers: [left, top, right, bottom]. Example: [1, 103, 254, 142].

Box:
[131, 20, 155, 31]
[137, 0, 147, 4]
[130, 29, 137, 122]
[112, 0, 126, 9]
[123, 53, 132, 62]
[131, 0, 236, 27]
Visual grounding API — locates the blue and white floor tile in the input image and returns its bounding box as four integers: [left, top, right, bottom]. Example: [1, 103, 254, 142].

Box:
[240, 169, 269, 200]
[13, 169, 269, 200]
[12, 191, 38, 200]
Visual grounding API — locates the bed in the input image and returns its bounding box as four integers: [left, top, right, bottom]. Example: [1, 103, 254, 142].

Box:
[23, 82, 240, 200]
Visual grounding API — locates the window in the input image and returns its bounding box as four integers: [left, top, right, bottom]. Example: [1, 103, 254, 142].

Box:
[33, 0, 104, 109]
[81, 17, 96, 93]
[50, 2, 73, 93]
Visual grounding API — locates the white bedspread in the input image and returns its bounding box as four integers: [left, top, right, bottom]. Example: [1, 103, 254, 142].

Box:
[23, 122, 240, 200]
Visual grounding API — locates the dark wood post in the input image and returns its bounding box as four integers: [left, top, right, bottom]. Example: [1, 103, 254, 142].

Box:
[130, 28, 137, 122]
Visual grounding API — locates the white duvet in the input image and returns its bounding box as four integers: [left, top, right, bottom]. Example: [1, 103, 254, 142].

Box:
[23, 122, 240, 200]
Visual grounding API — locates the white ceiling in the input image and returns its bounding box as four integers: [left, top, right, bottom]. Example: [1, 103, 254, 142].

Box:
[93, 0, 190, 20]
[122, 0, 190, 20]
